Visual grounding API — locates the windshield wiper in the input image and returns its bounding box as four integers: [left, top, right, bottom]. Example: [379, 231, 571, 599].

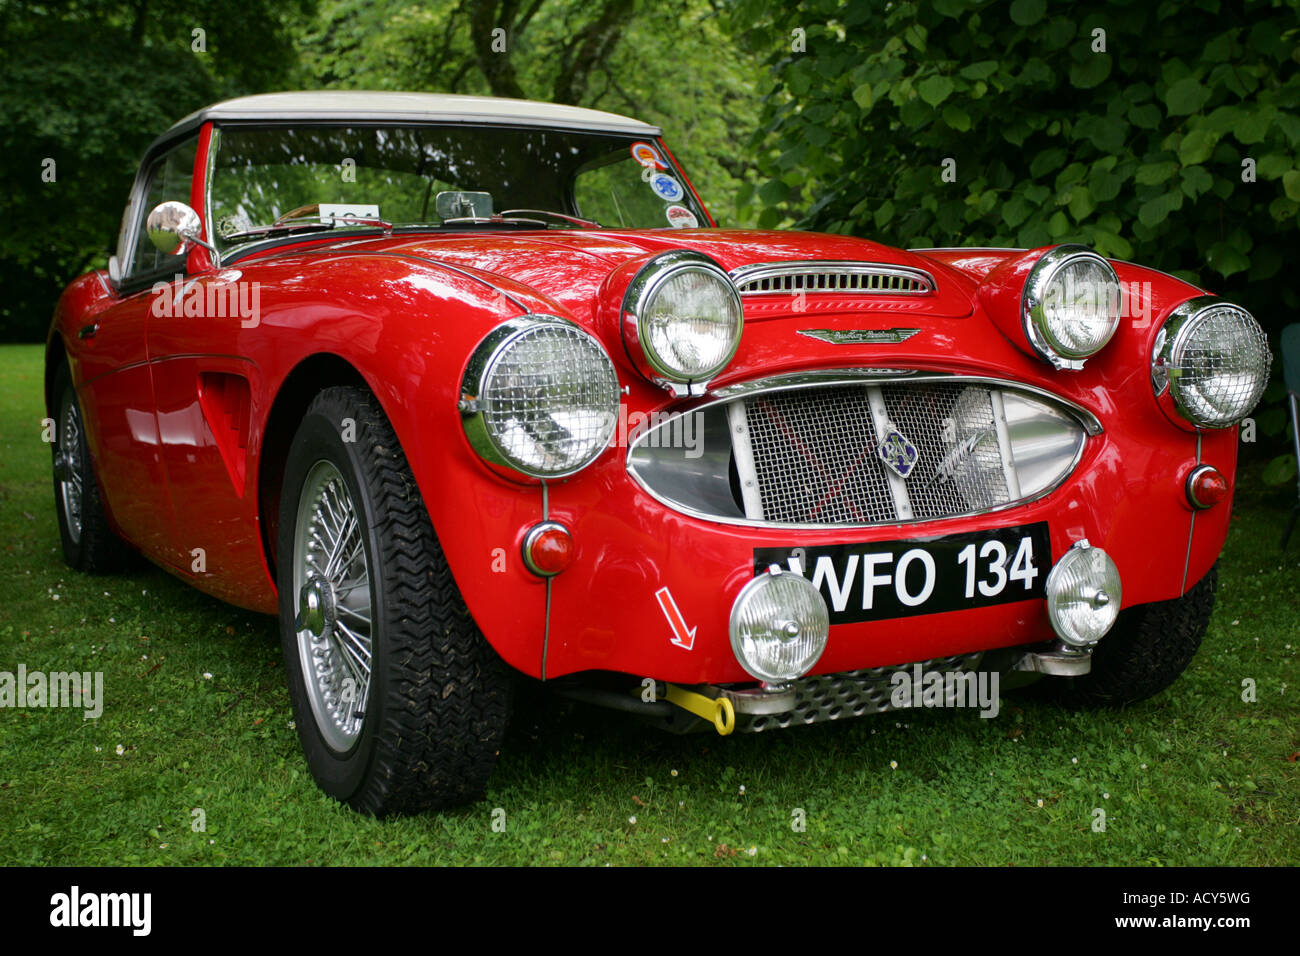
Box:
[498, 209, 602, 228]
[222, 215, 394, 243]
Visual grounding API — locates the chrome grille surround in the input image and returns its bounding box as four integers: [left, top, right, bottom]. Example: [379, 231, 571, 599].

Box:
[740, 653, 985, 732]
[730, 261, 936, 296]
[625, 372, 1101, 530]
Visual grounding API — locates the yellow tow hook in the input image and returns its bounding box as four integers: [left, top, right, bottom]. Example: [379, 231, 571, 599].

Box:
[664, 684, 736, 736]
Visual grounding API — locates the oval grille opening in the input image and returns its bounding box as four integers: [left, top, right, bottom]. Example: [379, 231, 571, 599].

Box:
[627, 377, 1092, 528]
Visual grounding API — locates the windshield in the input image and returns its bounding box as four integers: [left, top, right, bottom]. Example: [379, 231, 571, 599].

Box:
[207, 124, 709, 251]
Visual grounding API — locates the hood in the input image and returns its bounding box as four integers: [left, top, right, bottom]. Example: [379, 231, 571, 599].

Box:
[328, 228, 979, 322]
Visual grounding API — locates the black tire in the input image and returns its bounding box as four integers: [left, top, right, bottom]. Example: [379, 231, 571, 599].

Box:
[277, 386, 512, 815]
[1044, 565, 1217, 707]
[50, 363, 133, 572]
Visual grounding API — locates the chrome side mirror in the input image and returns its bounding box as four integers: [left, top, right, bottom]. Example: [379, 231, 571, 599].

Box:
[146, 200, 206, 256]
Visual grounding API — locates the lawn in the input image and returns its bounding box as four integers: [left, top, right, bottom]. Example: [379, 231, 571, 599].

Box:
[0, 342, 1295, 866]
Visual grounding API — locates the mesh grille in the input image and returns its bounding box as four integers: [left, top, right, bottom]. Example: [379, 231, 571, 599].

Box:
[739, 383, 1013, 525]
[482, 324, 619, 475]
[744, 387, 897, 524]
[735, 266, 934, 296]
[742, 654, 984, 732]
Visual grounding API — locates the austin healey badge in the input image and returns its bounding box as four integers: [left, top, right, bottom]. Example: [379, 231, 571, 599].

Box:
[877, 428, 919, 478]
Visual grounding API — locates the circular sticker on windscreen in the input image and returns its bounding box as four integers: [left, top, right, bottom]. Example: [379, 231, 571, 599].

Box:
[665, 204, 698, 228]
[630, 141, 667, 169]
[648, 172, 685, 202]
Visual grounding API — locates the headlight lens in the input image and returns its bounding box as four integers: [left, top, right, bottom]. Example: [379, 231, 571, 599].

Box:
[461, 316, 620, 478]
[729, 567, 830, 683]
[624, 250, 743, 387]
[1022, 245, 1121, 367]
[1154, 299, 1271, 428]
[1045, 540, 1122, 647]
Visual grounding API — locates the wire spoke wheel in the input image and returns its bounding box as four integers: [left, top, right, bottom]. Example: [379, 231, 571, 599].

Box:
[58, 395, 84, 544]
[292, 460, 373, 753]
[277, 386, 512, 815]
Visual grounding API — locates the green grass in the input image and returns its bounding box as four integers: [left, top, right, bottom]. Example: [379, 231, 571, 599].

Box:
[0, 342, 1295, 865]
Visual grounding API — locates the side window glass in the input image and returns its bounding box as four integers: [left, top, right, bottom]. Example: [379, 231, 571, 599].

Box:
[127, 139, 198, 278]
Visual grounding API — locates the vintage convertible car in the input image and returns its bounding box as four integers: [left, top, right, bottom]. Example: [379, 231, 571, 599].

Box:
[47, 92, 1270, 814]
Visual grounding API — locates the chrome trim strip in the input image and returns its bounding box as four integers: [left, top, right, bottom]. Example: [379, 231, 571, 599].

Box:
[625, 371, 1100, 531]
[726, 401, 764, 519]
[1182, 432, 1201, 594]
[541, 481, 551, 680]
[989, 390, 1023, 500]
[865, 385, 913, 520]
[729, 260, 936, 296]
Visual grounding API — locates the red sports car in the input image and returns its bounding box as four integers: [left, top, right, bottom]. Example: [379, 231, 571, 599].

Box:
[47, 92, 1271, 814]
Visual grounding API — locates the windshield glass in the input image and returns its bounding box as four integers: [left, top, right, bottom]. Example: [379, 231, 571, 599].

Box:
[207, 124, 709, 251]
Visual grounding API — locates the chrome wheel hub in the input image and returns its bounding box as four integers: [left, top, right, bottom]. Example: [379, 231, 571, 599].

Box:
[292, 461, 373, 753]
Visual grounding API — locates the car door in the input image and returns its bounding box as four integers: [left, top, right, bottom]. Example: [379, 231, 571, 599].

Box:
[74, 137, 199, 569]
[145, 124, 273, 607]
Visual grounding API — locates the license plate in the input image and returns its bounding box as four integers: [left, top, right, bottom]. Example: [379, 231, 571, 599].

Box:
[753, 522, 1052, 625]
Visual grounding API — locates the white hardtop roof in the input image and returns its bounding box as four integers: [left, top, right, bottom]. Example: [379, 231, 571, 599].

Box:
[159, 91, 662, 143]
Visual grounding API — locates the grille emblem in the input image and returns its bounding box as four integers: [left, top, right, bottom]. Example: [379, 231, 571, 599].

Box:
[877, 428, 919, 479]
[933, 429, 993, 483]
[799, 328, 921, 345]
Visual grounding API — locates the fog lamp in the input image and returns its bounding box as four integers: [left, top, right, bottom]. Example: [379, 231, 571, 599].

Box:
[729, 566, 829, 683]
[1045, 539, 1122, 648]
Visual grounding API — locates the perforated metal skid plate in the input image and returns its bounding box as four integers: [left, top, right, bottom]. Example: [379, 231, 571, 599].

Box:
[740, 653, 985, 732]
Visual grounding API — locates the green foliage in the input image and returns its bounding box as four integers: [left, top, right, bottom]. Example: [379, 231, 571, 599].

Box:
[0, 1, 315, 343]
[295, 0, 764, 229]
[728, 0, 1300, 462]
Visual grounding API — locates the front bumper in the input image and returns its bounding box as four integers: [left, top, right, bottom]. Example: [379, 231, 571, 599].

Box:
[532, 407, 1232, 685]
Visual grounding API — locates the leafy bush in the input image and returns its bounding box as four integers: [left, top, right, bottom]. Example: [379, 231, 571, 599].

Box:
[729, 0, 1299, 476]
[0, 1, 313, 343]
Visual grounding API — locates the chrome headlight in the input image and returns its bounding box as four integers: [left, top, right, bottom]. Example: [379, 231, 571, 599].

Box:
[622, 250, 743, 392]
[460, 316, 620, 478]
[1152, 297, 1271, 428]
[1022, 245, 1121, 369]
